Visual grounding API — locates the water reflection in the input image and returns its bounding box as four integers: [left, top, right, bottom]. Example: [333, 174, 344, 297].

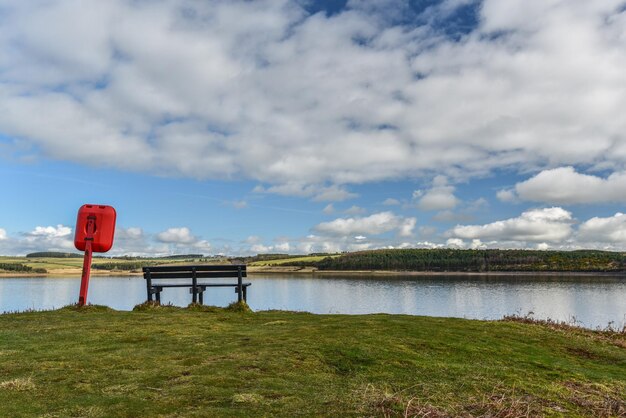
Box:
[0, 274, 624, 329]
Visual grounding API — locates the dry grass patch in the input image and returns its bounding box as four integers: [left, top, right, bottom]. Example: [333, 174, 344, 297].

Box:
[0, 377, 35, 391]
[232, 393, 264, 404]
[563, 381, 626, 417]
[356, 384, 551, 417]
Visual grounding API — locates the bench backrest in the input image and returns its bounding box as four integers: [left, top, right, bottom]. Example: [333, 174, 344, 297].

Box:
[143, 265, 247, 280]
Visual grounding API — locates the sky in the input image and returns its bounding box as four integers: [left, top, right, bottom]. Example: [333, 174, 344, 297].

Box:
[0, 0, 625, 256]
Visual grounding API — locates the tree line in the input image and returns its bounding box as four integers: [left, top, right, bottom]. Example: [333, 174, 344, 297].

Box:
[26, 252, 82, 258]
[0, 263, 47, 273]
[282, 249, 626, 272]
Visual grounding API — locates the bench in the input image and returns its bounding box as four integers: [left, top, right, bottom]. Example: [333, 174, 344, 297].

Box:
[142, 265, 250, 305]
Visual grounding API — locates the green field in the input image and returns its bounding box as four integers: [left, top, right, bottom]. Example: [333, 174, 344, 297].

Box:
[0, 256, 225, 274]
[0, 305, 624, 417]
[248, 255, 339, 266]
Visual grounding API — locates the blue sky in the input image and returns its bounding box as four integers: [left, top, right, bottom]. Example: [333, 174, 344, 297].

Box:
[0, 0, 625, 256]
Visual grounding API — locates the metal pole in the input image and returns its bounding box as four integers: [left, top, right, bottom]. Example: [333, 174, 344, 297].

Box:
[192, 267, 197, 304]
[146, 270, 152, 302]
[78, 215, 96, 306]
[237, 266, 243, 303]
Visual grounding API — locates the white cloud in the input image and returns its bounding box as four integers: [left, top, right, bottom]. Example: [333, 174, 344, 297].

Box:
[16, 224, 75, 253]
[250, 241, 291, 254]
[446, 238, 466, 248]
[250, 244, 272, 253]
[29, 225, 72, 238]
[313, 186, 359, 202]
[245, 236, 262, 244]
[496, 189, 517, 203]
[344, 205, 367, 215]
[322, 204, 335, 214]
[416, 176, 460, 211]
[450, 207, 574, 243]
[418, 226, 437, 238]
[314, 211, 416, 237]
[467, 198, 489, 211]
[578, 213, 626, 244]
[470, 239, 486, 250]
[382, 198, 400, 206]
[108, 227, 158, 257]
[274, 242, 291, 252]
[347, 242, 373, 251]
[116, 227, 143, 240]
[0, 1, 623, 195]
[513, 167, 626, 205]
[0, 229, 6, 241]
[156, 227, 197, 244]
[432, 210, 472, 223]
[191, 240, 212, 253]
[399, 217, 416, 237]
[415, 241, 444, 249]
[117, 226, 212, 256]
[255, 183, 358, 202]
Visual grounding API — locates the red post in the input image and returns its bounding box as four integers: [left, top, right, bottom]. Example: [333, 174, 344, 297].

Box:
[78, 215, 96, 306]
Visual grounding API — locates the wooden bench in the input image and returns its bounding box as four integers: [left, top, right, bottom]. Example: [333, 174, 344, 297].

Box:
[142, 265, 250, 305]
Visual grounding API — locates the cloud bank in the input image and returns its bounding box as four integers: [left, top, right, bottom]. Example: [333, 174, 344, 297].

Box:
[2, 208, 626, 256]
[450, 207, 574, 243]
[314, 211, 416, 237]
[504, 167, 626, 205]
[0, 0, 624, 197]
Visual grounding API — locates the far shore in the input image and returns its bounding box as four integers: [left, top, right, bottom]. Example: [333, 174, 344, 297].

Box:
[2, 265, 625, 278]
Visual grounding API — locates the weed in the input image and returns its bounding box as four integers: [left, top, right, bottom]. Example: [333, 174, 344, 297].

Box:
[225, 300, 252, 313]
[0, 377, 35, 392]
[232, 393, 264, 404]
[59, 304, 114, 313]
[563, 381, 626, 417]
[132, 301, 181, 311]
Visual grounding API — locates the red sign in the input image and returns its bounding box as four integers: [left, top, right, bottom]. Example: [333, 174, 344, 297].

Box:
[74, 204, 116, 253]
[74, 204, 116, 306]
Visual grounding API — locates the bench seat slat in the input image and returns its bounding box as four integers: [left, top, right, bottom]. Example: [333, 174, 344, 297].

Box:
[154, 283, 251, 288]
[146, 271, 247, 279]
[143, 265, 246, 273]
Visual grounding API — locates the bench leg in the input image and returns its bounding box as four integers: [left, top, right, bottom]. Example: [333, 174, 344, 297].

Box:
[198, 289, 204, 305]
[243, 286, 247, 302]
[155, 289, 161, 304]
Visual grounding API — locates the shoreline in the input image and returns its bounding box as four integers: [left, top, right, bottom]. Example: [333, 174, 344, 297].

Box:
[2, 266, 625, 278]
[248, 267, 626, 277]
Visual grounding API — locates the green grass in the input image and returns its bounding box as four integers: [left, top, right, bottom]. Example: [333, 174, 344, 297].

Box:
[0, 306, 624, 417]
[0, 256, 217, 274]
[248, 255, 339, 266]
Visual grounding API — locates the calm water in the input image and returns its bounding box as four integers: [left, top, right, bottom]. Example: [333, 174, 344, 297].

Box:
[1, 274, 625, 329]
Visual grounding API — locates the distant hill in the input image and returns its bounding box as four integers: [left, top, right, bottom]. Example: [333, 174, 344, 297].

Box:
[26, 252, 83, 258]
[280, 249, 626, 272]
[158, 254, 204, 259]
[241, 253, 339, 263]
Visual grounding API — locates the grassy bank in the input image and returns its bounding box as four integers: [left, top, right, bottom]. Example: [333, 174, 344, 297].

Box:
[0, 306, 624, 417]
[0, 256, 225, 277]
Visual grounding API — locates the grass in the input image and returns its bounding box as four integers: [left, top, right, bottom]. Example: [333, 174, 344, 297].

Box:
[0, 256, 219, 274]
[0, 306, 624, 417]
[248, 255, 339, 266]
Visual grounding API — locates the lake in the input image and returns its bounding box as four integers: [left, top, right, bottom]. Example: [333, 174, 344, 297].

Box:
[1, 274, 625, 329]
